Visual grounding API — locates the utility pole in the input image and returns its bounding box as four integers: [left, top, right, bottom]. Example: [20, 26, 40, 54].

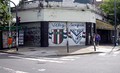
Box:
[92, 23, 96, 51]
[66, 23, 69, 53]
[92, 0, 96, 51]
[114, 0, 117, 46]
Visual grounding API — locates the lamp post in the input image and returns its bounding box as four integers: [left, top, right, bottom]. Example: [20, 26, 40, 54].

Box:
[8, 1, 11, 38]
[114, 0, 117, 46]
[8, 0, 19, 51]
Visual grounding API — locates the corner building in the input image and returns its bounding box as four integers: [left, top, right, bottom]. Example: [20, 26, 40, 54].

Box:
[12, 0, 96, 47]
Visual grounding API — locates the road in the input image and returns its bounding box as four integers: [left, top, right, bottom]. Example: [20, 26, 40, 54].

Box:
[0, 50, 120, 73]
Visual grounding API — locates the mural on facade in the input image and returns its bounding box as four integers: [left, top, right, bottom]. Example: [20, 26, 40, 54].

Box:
[49, 22, 67, 46]
[70, 29, 85, 44]
[49, 29, 66, 44]
[68, 23, 86, 45]
[49, 22, 86, 46]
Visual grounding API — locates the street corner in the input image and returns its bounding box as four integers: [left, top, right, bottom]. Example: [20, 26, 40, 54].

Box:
[96, 46, 120, 53]
[51, 48, 102, 57]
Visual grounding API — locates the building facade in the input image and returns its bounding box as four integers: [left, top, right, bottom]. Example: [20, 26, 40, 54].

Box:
[12, 0, 96, 47]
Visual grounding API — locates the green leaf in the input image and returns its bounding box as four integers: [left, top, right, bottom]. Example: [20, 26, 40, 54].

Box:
[0, 0, 13, 26]
[100, 0, 120, 25]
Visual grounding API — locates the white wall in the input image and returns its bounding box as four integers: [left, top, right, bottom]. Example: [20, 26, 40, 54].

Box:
[13, 8, 95, 23]
[12, 10, 44, 23]
[44, 8, 95, 23]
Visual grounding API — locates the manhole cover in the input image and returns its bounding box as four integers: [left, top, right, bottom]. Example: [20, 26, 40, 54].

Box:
[30, 49, 36, 51]
[29, 48, 35, 49]
[41, 52, 46, 53]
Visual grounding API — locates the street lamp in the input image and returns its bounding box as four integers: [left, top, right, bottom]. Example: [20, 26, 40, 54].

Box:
[7, 0, 19, 51]
[114, 0, 117, 46]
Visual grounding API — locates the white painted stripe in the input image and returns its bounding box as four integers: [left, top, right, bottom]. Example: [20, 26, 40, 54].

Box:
[97, 48, 111, 52]
[40, 58, 58, 60]
[98, 51, 120, 57]
[113, 51, 120, 56]
[9, 56, 64, 63]
[98, 53, 107, 56]
[38, 69, 46, 72]
[16, 71, 28, 73]
[0, 66, 28, 73]
[0, 53, 6, 55]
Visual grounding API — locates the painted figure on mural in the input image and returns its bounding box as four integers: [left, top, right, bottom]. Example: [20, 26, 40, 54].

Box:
[95, 33, 101, 46]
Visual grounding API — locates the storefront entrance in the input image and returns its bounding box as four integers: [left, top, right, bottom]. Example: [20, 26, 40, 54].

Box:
[97, 29, 113, 44]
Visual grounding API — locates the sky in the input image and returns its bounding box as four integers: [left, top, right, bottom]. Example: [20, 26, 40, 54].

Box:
[96, 0, 102, 1]
[10, 0, 20, 7]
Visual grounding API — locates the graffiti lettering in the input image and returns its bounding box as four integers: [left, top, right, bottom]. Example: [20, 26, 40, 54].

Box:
[51, 22, 65, 28]
[70, 23, 84, 28]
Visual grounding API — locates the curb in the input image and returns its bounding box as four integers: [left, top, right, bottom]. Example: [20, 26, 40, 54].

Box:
[0, 49, 103, 57]
[0, 50, 23, 55]
[46, 51, 103, 57]
[1, 47, 117, 57]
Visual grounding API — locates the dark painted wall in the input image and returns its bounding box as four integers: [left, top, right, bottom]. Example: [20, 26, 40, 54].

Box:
[21, 22, 41, 47]
[86, 22, 92, 45]
[0, 31, 2, 49]
[97, 29, 113, 44]
[86, 22, 96, 45]
[20, 22, 49, 47]
[41, 22, 48, 47]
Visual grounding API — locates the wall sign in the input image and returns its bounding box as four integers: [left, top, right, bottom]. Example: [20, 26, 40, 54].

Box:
[49, 22, 86, 46]
[68, 23, 86, 45]
[49, 22, 67, 46]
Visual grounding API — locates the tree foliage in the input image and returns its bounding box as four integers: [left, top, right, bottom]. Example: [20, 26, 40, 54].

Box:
[0, 0, 12, 26]
[100, 0, 120, 25]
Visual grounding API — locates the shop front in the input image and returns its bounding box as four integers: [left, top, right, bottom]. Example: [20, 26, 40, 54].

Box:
[96, 20, 114, 44]
[0, 26, 23, 50]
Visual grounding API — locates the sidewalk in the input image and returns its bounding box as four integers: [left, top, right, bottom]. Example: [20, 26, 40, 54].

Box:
[0, 45, 120, 57]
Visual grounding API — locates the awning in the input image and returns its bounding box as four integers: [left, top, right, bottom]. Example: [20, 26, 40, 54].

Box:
[96, 20, 114, 30]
